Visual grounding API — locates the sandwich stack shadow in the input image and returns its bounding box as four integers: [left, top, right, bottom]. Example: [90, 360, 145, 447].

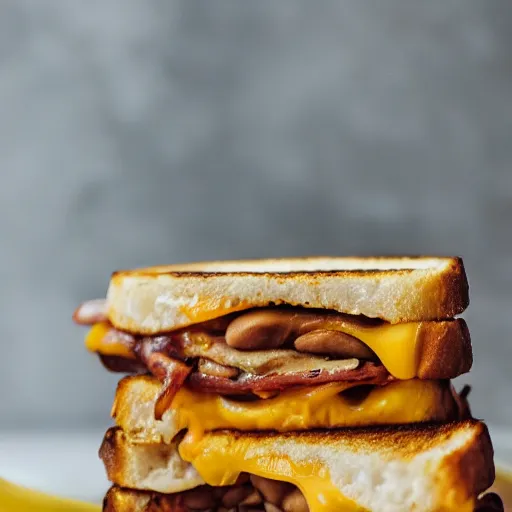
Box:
[74, 257, 503, 512]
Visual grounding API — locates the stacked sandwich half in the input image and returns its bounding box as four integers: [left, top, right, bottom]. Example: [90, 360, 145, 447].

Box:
[74, 257, 502, 512]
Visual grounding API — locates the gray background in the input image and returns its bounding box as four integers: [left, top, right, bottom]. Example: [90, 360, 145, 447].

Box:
[1, 1, 511, 430]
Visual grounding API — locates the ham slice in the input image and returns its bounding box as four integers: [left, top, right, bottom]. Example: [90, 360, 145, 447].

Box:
[187, 362, 391, 395]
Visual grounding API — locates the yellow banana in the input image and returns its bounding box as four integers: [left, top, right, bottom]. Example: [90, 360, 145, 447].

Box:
[0, 478, 100, 512]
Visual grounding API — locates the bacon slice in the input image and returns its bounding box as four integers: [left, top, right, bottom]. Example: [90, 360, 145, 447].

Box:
[187, 361, 391, 395]
[73, 299, 107, 325]
[139, 338, 192, 420]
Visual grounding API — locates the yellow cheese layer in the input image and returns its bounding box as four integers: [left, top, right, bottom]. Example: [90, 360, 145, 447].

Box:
[172, 379, 451, 442]
[85, 320, 422, 379]
[85, 322, 135, 359]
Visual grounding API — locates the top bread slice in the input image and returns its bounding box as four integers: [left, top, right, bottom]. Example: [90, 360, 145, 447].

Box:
[106, 256, 468, 334]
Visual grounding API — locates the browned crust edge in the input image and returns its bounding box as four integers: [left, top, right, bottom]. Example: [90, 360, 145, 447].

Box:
[438, 256, 470, 318]
[103, 486, 151, 512]
[417, 318, 473, 379]
[111, 256, 463, 279]
[438, 421, 495, 506]
[99, 428, 124, 486]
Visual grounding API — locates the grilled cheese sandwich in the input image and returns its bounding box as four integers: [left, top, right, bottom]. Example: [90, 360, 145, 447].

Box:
[74, 256, 501, 512]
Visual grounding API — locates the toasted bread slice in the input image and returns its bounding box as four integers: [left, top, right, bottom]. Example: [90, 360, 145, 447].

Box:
[111, 375, 462, 443]
[103, 486, 504, 512]
[100, 420, 494, 512]
[102, 482, 275, 512]
[103, 479, 273, 512]
[99, 428, 204, 494]
[106, 256, 468, 333]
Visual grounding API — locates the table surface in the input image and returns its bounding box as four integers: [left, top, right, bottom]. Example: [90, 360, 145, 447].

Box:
[0, 430, 108, 503]
[0, 427, 511, 504]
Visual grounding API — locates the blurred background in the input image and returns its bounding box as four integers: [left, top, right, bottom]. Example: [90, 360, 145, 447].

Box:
[1, 1, 511, 436]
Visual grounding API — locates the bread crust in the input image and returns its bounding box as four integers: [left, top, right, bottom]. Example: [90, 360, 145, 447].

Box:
[417, 319, 472, 378]
[99, 428, 204, 494]
[440, 421, 495, 506]
[106, 256, 469, 333]
[103, 487, 151, 512]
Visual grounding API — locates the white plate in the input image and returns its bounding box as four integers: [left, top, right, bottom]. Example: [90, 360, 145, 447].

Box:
[0, 425, 510, 504]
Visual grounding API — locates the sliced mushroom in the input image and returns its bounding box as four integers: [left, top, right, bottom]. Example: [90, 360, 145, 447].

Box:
[294, 330, 377, 360]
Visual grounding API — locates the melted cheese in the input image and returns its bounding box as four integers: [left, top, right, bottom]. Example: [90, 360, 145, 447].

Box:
[179, 298, 251, 324]
[84, 319, 422, 379]
[179, 435, 476, 512]
[84, 322, 135, 359]
[325, 320, 421, 379]
[172, 380, 451, 442]
[178, 435, 361, 512]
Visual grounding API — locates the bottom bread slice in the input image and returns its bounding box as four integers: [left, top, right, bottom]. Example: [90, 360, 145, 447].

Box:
[103, 476, 301, 512]
[103, 485, 504, 512]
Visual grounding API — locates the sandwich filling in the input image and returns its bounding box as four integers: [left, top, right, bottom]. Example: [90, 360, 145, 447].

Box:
[76, 300, 470, 420]
[74, 257, 500, 512]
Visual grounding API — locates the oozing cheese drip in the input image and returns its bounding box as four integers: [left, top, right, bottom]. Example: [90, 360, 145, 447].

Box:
[178, 435, 362, 512]
[179, 434, 476, 512]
